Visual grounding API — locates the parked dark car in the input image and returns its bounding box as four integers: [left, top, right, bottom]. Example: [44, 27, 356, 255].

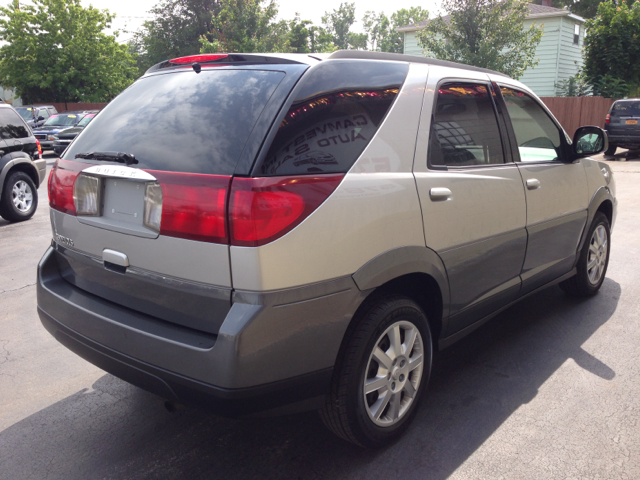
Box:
[33, 111, 93, 150]
[52, 112, 97, 155]
[0, 103, 45, 222]
[604, 99, 640, 155]
[15, 105, 58, 129]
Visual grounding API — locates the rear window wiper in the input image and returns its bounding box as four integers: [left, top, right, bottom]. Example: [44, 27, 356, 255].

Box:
[75, 152, 138, 165]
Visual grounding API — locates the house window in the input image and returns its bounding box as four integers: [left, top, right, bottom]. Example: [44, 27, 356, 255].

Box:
[574, 24, 580, 45]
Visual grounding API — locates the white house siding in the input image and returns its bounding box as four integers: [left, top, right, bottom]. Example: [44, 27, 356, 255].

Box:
[518, 17, 562, 96]
[403, 31, 423, 56]
[556, 16, 585, 86]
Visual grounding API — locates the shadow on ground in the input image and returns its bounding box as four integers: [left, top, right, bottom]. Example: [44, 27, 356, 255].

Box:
[0, 279, 621, 480]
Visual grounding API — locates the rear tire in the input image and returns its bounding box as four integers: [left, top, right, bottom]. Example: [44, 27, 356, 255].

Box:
[320, 295, 432, 448]
[559, 212, 610, 297]
[604, 144, 617, 156]
[0, 171, 38, 222]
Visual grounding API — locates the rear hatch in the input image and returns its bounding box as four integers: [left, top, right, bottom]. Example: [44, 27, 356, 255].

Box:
[49, 58, 308, 335]
[607, 100, 640, 136]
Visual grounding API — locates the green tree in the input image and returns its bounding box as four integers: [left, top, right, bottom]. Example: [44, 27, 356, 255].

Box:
[131, 0, 220, 73]
[322, 3, 367, 50]
[417, 0, 543, 79]
[199, 0, 289, 53]
[0, 0, 137, 104]
[363, 7, 429, 53]
[583, 1, 640, 97]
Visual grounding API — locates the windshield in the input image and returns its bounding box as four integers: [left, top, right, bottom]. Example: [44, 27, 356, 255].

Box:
[612, 101, 640, 116]
[78, 114, 95, 127]
[44, 114, 79, 127]
[64, 69, 286, 175]
[15, 107, 34, 120]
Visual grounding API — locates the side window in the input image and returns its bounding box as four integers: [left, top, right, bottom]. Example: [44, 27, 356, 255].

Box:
[0, 109, 30, 139]
[257, 61, 408, 176]
[500, 87, 564, 163]
[39, 108, 50, 119]
[429, 83, 505, 167]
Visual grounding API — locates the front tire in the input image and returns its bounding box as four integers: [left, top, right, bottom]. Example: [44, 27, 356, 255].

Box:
[320, 296, 432, 447]
[0, 171, 38, 222]
[559, 212, 610, 296]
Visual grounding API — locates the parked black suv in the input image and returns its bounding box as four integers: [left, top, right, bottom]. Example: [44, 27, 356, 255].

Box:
[0, 104, 45, 222]
[604, 99, 640, 155]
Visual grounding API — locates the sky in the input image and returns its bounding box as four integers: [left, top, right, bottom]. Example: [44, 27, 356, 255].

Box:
[77, 0, 443, 42]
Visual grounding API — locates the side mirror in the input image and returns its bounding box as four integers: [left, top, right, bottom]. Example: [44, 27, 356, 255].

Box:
[37, 116, 45, 121]
[572, 126, 607, 158]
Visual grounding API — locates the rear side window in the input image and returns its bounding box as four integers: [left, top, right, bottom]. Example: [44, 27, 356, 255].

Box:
[256, 61, 408, 176]
[429, 84, 505, 167]
[64, 69, 285, 175]
[612, 101, 640, 116]
[0, 108, 30, 139]
[39, 109, 50, 119]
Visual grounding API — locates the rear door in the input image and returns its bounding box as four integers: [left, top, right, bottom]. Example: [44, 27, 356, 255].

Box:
[493, 82, 588, 294]
[413, 69, 527, 336]
[49, 65, 306, 335]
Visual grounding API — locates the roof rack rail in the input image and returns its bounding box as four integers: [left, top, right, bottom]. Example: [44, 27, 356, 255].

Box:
[327, 50, 510, 78]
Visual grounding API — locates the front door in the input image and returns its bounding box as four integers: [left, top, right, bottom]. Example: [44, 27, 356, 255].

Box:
[414, 73, 528, 336]
[495, 84, 588, 294]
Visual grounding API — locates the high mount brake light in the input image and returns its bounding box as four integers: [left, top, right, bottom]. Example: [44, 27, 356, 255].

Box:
[229, 174, 344, 247]
[169, 54, 229, 64]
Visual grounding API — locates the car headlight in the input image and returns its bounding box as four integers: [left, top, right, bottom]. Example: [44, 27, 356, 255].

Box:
[48, 135, 56, 141]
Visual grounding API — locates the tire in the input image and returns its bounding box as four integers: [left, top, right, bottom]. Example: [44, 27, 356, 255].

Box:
[559, 212, 610, 297]
[320, 295, 433, 448]
[0, 171, 38, 222]
[604, 144, 617, 156]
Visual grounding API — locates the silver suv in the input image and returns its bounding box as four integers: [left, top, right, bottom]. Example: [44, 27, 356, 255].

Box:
[37, 51, 616, 447]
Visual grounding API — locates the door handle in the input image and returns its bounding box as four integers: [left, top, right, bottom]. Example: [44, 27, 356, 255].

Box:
[429, 187, 452, 201]
[526, 179, 541, 190]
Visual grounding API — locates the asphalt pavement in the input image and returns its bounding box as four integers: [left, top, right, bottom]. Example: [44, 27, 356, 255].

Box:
[1, 151, 639, 479]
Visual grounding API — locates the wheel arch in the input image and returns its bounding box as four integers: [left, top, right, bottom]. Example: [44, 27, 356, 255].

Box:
[349, 246, 449, 349]
[576, 186, 615, 255]
[0, 156, 40, 198]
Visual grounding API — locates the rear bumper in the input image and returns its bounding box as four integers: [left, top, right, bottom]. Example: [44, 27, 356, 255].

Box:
[605, 134, 640, 148]
[37, 245, 366, 414]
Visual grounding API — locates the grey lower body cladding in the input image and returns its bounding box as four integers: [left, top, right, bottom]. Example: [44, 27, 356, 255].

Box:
[37, 246, 367, 414]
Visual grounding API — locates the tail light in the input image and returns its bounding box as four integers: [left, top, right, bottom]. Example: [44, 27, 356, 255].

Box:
[48, 160, 83, 214]
[605, 114, 611, 124]
[148, 171, 231, 243]
[36, 139, 42, 158]
[48, 160, 343, 247]
[229, 175, 344, 247]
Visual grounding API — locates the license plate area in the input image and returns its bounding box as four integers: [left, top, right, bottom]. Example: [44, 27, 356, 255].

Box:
[625, 119, 638, 125]
[77, 178, 158, 239]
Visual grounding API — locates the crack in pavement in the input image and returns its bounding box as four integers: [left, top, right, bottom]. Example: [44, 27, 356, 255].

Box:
[0, 282, 36, 295]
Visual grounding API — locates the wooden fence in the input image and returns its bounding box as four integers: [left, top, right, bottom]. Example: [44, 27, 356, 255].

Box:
[540, 96, 616, 138]
[34, 102, 107, 112]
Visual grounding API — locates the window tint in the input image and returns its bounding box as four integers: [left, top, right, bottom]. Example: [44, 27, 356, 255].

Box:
[0, 108, 30, 139]
[65, 70, 285, 175]
[500, 87, 564, 163]
[257, 61, 408, 176]
[429, 84, 505, 167]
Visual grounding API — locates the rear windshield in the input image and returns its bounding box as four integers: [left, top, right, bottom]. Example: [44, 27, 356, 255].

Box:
[612, 101, 640, 116]
[44, 114, 80, 127]
[64, 69, 285, 175]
